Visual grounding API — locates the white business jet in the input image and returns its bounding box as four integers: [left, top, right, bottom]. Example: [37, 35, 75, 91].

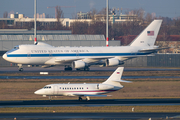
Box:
[34, 67, 131, 101]
[3, 20, 163, 71]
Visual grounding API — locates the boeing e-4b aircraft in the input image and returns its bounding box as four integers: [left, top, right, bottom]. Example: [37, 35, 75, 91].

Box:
[3, 20, 163, 71]
[34, 67, 131, 101]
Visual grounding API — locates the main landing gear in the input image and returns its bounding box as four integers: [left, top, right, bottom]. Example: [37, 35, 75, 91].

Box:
[78, 96, 90, 101]
[64, 65, 72, 71]
[64, 66, 90, 71]
[18, 64, 23, 72]
[78, 97, 83, 101]
[76, 67, 90, 71]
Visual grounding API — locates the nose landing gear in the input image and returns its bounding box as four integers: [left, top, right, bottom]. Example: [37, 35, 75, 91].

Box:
[18, 64, 23, 72]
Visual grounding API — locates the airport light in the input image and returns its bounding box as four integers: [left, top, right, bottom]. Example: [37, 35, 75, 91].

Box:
[106, 0, 109, 47]
[34, 0, 37, 45]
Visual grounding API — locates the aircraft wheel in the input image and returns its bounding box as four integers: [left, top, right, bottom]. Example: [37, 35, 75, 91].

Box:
[64, 67, 72, 71]
[84, 67, 90, 71]
[78, 97, 82, 101]
[19, 68, 23, 72]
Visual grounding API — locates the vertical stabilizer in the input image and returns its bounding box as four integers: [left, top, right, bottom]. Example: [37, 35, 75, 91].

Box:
[129, 20, 162, 46]
[102, 67, 124, 87]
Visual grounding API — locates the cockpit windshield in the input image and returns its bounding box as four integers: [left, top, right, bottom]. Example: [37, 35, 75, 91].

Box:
[14, 45, 19, 50]
[43, 86, 51, 89]
[6, 45, 19, 54]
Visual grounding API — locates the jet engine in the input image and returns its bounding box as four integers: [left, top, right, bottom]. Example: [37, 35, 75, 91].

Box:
[72, 61, 86, 69]
[97, 84, 114, 90]
[106, 58, 124, 66]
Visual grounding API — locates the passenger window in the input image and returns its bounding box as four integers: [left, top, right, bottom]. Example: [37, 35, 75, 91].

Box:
[60, 87, 61, 89]
[77, 88, 78, 89]
[49, 86, 51, 89]
[80, 88, 81, 89]
[70, 88, 71, 89]
[67, 88, 69, 89]
[82, 88, 83, 89]
[74, 88, 76, 89]
[63, 88, 64, 90]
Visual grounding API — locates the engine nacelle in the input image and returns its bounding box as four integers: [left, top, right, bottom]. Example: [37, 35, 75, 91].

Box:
[106, 58, 124, 66]
[97, 84, 114, 90]
[72, 61, 86, 69]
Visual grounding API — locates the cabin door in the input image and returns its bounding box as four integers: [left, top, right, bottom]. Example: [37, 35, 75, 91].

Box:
[53, 86, 58, 95]
[76, 51, 79, 58]
[27, 52, 31, 59]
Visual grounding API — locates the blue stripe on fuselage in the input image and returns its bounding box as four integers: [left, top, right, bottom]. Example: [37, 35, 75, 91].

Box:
[7, 52, 152, 57]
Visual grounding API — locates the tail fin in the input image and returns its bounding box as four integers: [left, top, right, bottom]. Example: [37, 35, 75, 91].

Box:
[102, 67, 130, 87]
[129, 19, 162, 47]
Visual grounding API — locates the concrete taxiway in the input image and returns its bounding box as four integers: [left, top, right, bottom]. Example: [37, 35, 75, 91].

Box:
[0, 99, 180, 108]
[1, 66, 180, 73]
[0, 113, 180, 120]
[1, 75, 180, 79]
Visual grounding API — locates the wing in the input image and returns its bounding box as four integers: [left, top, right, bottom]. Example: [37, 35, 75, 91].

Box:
[55, 57, 82, 64]
[73, 94, 112, 97]
[55, 57, 113, 64]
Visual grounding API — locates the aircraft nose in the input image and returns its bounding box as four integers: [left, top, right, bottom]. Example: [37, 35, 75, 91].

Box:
[2, 53, 7, 60]
[34, 90, 41, 95]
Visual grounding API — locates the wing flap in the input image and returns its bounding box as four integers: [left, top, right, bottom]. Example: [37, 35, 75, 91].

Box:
[73, 94, 111, 97]
[55, 57, 81, 63]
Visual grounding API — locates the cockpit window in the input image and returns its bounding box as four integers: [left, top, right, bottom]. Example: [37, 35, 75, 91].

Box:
[43, 86, 51, 89]
[14, 46, 19, 49]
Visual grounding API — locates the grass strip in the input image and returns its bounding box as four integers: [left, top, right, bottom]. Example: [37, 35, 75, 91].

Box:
[0, 106, 180, 113]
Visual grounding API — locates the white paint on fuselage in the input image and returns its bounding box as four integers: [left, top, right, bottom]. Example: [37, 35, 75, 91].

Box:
[35, 83, 121, 96]
[3, 20, 163, 68]
[34, 67, 127, 99]
[3, 44, 153, 65]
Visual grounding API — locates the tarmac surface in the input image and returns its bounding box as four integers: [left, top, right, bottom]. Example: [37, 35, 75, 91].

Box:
[1, 66, 180, 73]
[0, 99, 180, 119]
[0, 112, 180, 120]
[1, 75, 180, 79]
[1, 67, 180, 119]
[1, 99, 180, 108]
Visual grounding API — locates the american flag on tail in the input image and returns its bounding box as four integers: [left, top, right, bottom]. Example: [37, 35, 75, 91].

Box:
[147, 31, 154, 36]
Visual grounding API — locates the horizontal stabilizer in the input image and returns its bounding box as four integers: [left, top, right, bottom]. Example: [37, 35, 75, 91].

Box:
[113, 79, 132, 83]
[139, 47, 170, 52]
